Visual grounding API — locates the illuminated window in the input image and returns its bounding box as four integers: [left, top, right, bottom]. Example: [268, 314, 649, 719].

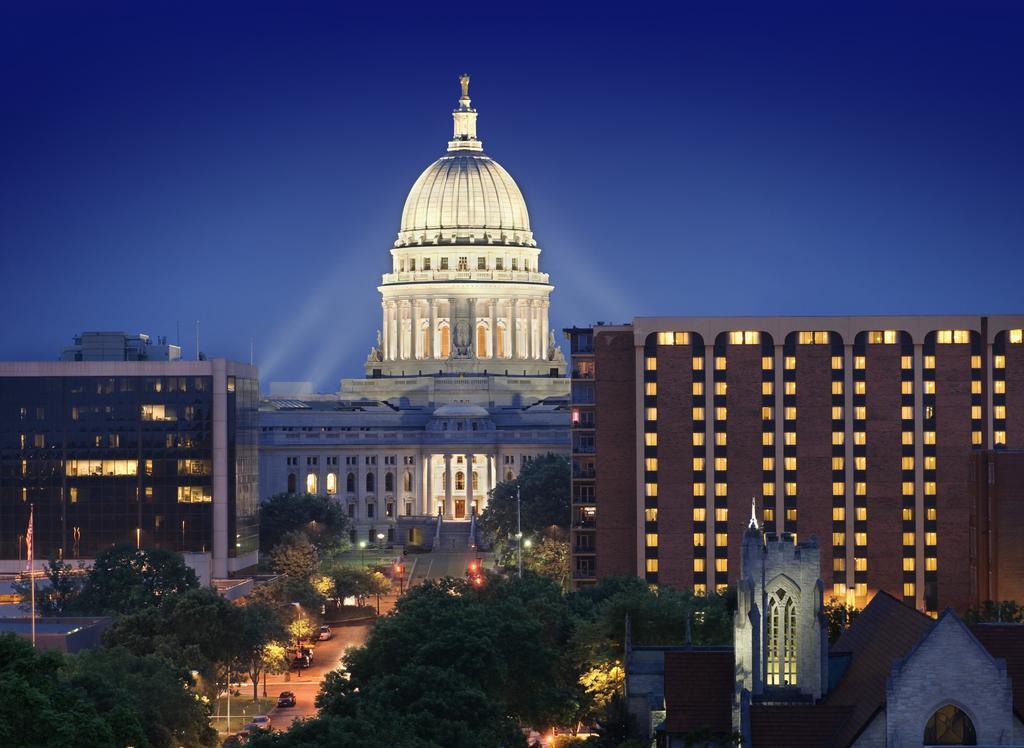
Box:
[715, 533, 728, 547]
[326, 472, 337, 494]
[693, 483, 706, 497]
[715, 381, 728, 396]
[853, 406, 866, 420]
[693, 507, 706, 521]
[646, 407, 658, 421]
[715, 432, 727, 446]
[1011, 329, 1024, 344]
[902, 406, 915, 420]
[693, 356, 704, 370]
[784, 406, 796, 420]
[995, 431, 1006, 445]
[868, 330, 898, 344]
[692, 382, 703, 395]
[762, 457, 775, 471]
[693, 457, 705, 470]
[924, 431, 936, 444]
[902, 431, 913, 445]
[833, 582, 847, 596]
[855, 507, 867, 521]
[715, 558, 728, 573]
[831, 381, 844, 396]
[924, 456, 936, 470]
[784, 432, 796, 448]
[306, 473, 318, 494]
[994, 405, 1006, 419]
[784, 457, 797, 471]
[855, 381, 866, 395]
[693, 406, 705, 420]
[645, 382, 657, 396]
[855, 583, 867, 597]
[833, 557, 846, 571]
[903, 532, 915, 546]
[729, 330, 760, 345]
[995, 380, 1005, 394]
[903, 582, 915, 597]
[925, 558, 937, 571]
[694, 583, 707, 595]
[762, 381, 773, 395]
[645, 508, 658, 522]
[763, 482, 775, 496]
[902, 507, 914, 521]
[714, 457, 728, 471]
[832, 432, 845, 445]
[854, 432, 866, 446]
[715, 508, 728, 522]
[785, 508, 797, 522]
[903, 482, 914, 495]
[715, 482, 728, 496]
[646, 559, 659, 573]
[645, 457, 658, 471]
[855, 482, 866, 496]
[927, 507, 936, 520]
[645, 357, 657, 371]
[832, 406, 843, 419]
[903, 557, 915, 571]
[762, 356, 773, 370]
[925, 355, 936, 368]
[785, 356, 796, 370]
[645, 433, 658, 447]
[762, 406, 774, 419]
[785, 381, 796, 395]
[645, 533, 659, 547]
[832, 507, 845, 521]
[715, 407, 728, 421]
[901, 355, 912, 369]
[901, 456, 914, 470]
[715, 356, 727, 371]
[832, 482, 845, 496]
[936, 329, 970, 344]
[646, 483, 658, 497]
[785, 482, 797, 496]
[763, 508, 774, 522]
[972, 379, 984, 395]
[901, 381, 913, 395]
[971, 356, 982, 369]
[832, 355, 842, 370]
[854, 532, 867, 546]
[656, 331, 675, 345]
[693, 558, 705, 572]
[693, 433, 705, 446]
[762, 432, 774, 446]
[694, 533, 706, 547]
[833, 532, 846, 547]
[854, 557, 867, 571]
[854, 356, 866, 369]
[971, 405, 982, 419]
[925, 532, 937, 546]
[925, 481, 936, 495]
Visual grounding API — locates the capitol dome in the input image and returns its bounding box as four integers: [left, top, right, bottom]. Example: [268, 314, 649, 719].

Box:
[394, 75, 535, 248]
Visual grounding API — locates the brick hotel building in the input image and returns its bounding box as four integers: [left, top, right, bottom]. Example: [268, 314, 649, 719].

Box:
[566, 316, 1024, 615]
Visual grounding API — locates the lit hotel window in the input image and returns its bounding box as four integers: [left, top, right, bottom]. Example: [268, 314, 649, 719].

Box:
[645, 382, 657, 396]
[971, 381, 981, 394]
[784, 457, 797, 471]
[645, 508, 658, 521]
[997, 380, 1008, 394]
[902, 432, 913, 445]
[924, 431, 936, 444]
[785, 482, 797, 496]
[903, 558, 915, 571]
[646, 407, 657, 421]
[645, 533, 659, 547]
[868, 330, 897, 344]
[784, 381, 796, 395]
[645, 357, 657, 371]
[714, 457, 728, 471]
[715, 382, 728, 396]
[763, 457, 775, 470]
[832, 381, 844, 396]
[694, 558, 705, 572]
[832, 356, 843, 370]
[762, 406, 774, 419]
[834, 583, 847, 596]
[715, 407, 728, 421]
[715, 356, 727, 371]
[646, 483, 658, 497]
[832, 406, 843, 419]
[693, 507, 706, 521]
[855, 381, 866, 395]
[902, 406, 914, 421]
[855, 456, 867, 470]
[902, 507, 913, 521]
[1011, 329, 1024, 344]
[762, 356, 773, 370]
[832, 457, 844, 470]
[901, 456, 914, 469]
[785, 508, 797, 522]
[925, 355, 936, 368]
[971, 405, 982, 420]
[693, 407, 705, 420]
[832, 482, 845, 496]
[854, 432, 866, 446]
[856, 507, 867, 521]
[855, 356, 866, 369]
[763, 508, 774, 522]
[694, 533, 706, 547]
[925, 532, 937, 546]
[936, 330, 970, 344]
[645, 458, 658, 471]
[833, 558, 846, 571]
[904, 583, 916, 597]
[925, 481, 937, 495]
[694, 583, 707, 596]
[855, 583, 867, 597]
[715, 533, 728, 547]
[832, 507, 845, 521]
[763, 432, 774, 446]
[646, 559, 659, 573]
[927, 507, 936, 520]
[855, 557, 867, 571]
[715, 558, 728, 573]
[715, 432, 727, 446]
[693, 357, 704, 370]
[764, 482, 775, 496]
[926, 558, 938, 571]
[855, 406, 866, 420]
[832, 532, 845, 546]
[902, 381, 913, 395]
[995, 431, 1006, 445]
[645, 433, 658, 447]
[924, 456, 936, 470]
[715, 508, 728, 522]
[994, 405, 1006, 419]
[693, 483, 705, 496]
[692, 382, 703, 395]
[785, 356, 796, 370]
[693, 433, 705, 446]
[901, 355, 912, 369]
[855, 482, 866, 496]
[832, 432, 845, 445]
[693, 457, 705, 471]
[729, 330, 760, 344]
[762, 381, 773, 396]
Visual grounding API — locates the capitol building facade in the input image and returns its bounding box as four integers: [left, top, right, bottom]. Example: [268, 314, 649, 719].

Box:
[259, 76, 569, 548]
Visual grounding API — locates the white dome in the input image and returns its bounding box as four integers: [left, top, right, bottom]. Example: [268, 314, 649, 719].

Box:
[432, 403, 490, 418]
[399, 152, 531, 240]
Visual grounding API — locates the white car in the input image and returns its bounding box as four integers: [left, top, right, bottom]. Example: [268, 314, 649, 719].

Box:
[244, 715, 272, 732]
[318, 625, 333, 641]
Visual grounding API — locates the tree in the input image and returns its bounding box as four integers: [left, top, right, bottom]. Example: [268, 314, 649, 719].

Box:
[328, 567, 377, 606]
[270, 531, 320, 580]
[478, 453, 570, 545]
[237, 602, 289, 700]
[367, 571, 391, 615]
[524, 536, 570, 591]
[260, 492, 350, 553]
[288, 615, 315, 647]
[247, 575, 327, 615]
[965, 599, 1023, 624]
[13, 557, 85, 616]
[823, 598, 861, 644]
[72, 545, 199, 615]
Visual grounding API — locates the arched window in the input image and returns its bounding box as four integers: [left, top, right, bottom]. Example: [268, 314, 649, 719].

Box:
[477, 324, 488, 356]
[472, 471, 479, 490]
[326, 472, 337, 494]
[496, 322, 506, 358]
[287, 473, 296, 494]
[366, 472, 375, 493]
[455, 471, 466, 490]
[403, 471, 412, 492]
[924, 705, 977, 745]
[766, 588, 798, 687]
[306, 473, 318, 494]
[506, 470, 513, 482]
[440, 325, 451, 358]
[421, 323, 431, 358]
[384, 472, 394, 492]
[346, 472, 355, 493]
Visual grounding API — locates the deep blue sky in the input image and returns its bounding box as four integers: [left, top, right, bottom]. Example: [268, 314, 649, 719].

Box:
[2, 3, 1022, 390]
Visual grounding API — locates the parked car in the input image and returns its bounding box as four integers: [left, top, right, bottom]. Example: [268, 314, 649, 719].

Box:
[318, 625, 332, 641]
[243, 715, 272, 733]
[277, 691, 296, 708]
[222, 733, 248, 747]
[291, 654, 310, 669]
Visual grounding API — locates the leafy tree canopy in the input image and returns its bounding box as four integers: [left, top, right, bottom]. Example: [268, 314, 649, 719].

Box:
[478, 452, 570, 543]
[71, 545, 199, 616]
[260, 492, 350, 552]
[13, 557, 85, 616]
[270, 531, 320, 580]
[965, 599, 1023, 624]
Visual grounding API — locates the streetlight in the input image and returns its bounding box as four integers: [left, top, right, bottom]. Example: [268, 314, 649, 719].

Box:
[376, 532, 385, 548]
[358, 539, 367, 568]
[516, 484, 523, 578]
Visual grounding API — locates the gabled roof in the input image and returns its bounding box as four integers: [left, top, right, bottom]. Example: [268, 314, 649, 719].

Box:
[750, 704, 853, 747]
[826, 590, 933, 747]
[970, 623, 1024, 719]
[661, 650, 733, 735]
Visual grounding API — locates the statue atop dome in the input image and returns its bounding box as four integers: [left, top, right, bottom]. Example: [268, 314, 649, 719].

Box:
[459, 73, 470, 100]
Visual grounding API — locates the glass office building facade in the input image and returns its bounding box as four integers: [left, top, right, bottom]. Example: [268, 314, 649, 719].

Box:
[0, 359, 258, 578]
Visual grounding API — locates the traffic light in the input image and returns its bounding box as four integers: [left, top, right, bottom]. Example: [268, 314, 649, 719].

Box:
[393, 562, 404, 576]
[468, 559, 479, 575]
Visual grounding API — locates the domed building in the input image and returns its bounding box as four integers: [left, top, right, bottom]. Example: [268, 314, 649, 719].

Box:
[259, 76, 569, 548]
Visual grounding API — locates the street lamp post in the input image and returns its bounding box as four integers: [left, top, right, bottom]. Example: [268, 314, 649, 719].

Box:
[358, 539, 367, 568]
[516, 484, 523, 579]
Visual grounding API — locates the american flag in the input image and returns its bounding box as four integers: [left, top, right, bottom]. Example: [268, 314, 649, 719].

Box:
[25, 506, 33, 573]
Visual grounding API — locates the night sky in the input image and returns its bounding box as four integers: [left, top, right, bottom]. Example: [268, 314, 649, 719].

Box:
[2, 3, 1022, 390]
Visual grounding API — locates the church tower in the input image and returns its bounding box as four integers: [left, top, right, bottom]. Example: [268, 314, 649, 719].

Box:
[733, 500, 829, 731]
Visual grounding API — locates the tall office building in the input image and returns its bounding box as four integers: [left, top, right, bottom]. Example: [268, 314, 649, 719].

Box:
[567, 316, 1024, 614]
[0, 358, 258, 582]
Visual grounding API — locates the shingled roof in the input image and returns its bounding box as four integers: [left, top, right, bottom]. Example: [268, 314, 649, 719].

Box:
[662, 650, 733, 735]
[970, 623, 1024, 720]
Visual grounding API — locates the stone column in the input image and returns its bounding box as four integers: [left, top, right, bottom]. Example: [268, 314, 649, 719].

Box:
[424, 455, 432, 515]
[541, 301, 549, 361]
[526, 300, 535, 359]
[466, 452, 475, 516]
[397, 302, 406, 360]
[489, 299, 497, 359]
[412, 300, 421, 360]
[444, 453, 453, 518]
[511, 300, 520, 360]
[381, 302, 389, 362]
[388, 302, 398, 361]
[468, 298, 477, 357]
[429, 299, 437, 360]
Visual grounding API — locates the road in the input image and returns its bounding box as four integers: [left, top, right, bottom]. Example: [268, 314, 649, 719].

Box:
[407, 550, 495, 586]
[263, 623, 371, 727]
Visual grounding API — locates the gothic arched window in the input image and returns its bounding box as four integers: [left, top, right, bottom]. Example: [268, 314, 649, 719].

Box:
[766, 588, 798, 687]
[923, 705, 977, 745]
[384, 472, 394, 492]
[346, 472, 355, 493]
[366, 472, 375, 493]
[326, 472, 337, 494]
[455, 471, 466, 490]
[306, 473, 318, 494]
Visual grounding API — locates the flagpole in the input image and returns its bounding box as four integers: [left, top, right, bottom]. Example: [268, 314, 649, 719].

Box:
[28, 504, 35, 648]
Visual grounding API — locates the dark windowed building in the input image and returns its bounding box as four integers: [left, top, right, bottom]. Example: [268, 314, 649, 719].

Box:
[0, 359, 259, 581]
[567, 315, 1024, 616]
